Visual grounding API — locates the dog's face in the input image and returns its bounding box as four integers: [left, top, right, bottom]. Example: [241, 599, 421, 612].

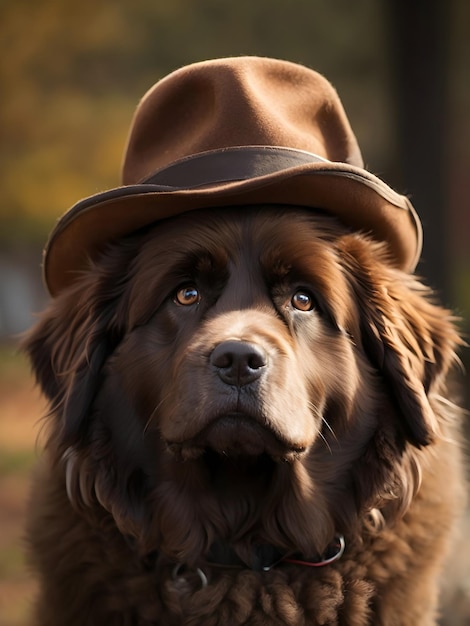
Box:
[118, 208, 360, 460]
[25, 206, 458, 564]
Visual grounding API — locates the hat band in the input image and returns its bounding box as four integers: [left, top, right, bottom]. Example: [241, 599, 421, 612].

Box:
[142, 146, 328, 189]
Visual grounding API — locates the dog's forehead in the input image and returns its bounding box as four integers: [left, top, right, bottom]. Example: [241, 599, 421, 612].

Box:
[142, 206, 340, 269]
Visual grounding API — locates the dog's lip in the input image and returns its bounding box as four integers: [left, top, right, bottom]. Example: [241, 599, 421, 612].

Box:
[169, 413, 307, 461]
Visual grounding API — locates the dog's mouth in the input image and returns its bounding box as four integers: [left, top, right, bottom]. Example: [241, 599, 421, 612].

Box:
[167, 414, 306, 463]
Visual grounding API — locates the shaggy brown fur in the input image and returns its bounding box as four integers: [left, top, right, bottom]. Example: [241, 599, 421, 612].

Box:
[24, 206, 465, 625]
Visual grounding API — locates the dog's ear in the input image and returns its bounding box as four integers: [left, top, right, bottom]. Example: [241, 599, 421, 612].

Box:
[22, 267, 126, 447]
[339, 235, 462, 448]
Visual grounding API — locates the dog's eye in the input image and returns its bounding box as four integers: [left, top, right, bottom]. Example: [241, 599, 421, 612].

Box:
[291, 290, 315, 312]
[174, 285, 201, 306]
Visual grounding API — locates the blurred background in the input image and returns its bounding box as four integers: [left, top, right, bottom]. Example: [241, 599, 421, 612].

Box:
[0, 0, 468, 624]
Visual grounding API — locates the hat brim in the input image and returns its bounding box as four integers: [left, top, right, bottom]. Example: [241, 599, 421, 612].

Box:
[44, 151, 422, 296]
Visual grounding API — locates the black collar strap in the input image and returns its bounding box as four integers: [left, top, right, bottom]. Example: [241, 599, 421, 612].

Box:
[205, 534, 345, 573]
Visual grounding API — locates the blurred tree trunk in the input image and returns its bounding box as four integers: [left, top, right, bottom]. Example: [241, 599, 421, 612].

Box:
[384, 0, 452, 304]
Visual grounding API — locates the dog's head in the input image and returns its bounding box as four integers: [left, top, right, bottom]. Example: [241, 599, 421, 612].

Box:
[24, 206, 460, 564]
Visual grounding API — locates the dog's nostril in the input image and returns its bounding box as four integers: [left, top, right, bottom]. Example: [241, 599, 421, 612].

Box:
[210, 340, 267, 386]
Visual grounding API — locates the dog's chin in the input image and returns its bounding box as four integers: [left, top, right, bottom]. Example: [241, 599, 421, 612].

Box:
[167, 415, 306, 463]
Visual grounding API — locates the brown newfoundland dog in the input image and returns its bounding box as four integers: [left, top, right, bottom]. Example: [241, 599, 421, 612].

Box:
[25, 206, 463, 625]
[23, 57, 465, 625]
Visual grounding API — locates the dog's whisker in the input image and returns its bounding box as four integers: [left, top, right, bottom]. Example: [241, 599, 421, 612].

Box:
[143, 394, 172, 435]
[307, 401, 338, 446]
[317, 428, 332, 455]
[321, 416, 338, 442]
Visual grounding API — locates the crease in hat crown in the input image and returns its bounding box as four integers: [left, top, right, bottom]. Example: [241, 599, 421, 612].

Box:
[44, 56, 422, 296]
[121, 56, 364, 185]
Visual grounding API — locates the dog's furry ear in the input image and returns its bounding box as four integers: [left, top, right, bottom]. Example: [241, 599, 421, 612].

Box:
[339, 236, 462, 448]
[22, 265, 127, 447]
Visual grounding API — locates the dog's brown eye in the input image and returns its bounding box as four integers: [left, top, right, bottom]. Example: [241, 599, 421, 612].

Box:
[175, 285, 200, 306]
[291, 290, 314, 311]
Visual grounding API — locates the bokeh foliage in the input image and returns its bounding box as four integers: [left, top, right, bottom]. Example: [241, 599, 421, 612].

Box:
[1, 0, 393, 244]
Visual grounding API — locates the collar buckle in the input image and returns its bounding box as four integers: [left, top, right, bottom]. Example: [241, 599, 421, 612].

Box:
[282, 534, 345, 568]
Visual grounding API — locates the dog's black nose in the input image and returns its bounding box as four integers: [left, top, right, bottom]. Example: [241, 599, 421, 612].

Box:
[210, 341, 267, 386]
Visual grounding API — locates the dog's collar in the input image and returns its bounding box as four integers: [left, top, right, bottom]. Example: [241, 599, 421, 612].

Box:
[203, 534, 345, 572]
[169, 535, 346, 590]
[139, 535, 345, 587]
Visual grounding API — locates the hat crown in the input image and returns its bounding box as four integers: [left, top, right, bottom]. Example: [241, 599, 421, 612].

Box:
[122, 56, 363, 185]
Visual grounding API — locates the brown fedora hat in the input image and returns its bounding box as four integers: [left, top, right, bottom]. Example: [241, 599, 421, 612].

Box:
[44, 56, 422, 296]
